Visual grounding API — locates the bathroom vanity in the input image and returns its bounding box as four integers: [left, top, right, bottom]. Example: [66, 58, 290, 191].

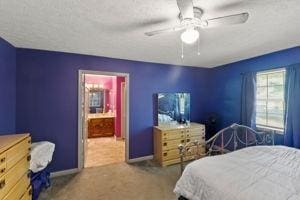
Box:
[88, 114, 115, 138]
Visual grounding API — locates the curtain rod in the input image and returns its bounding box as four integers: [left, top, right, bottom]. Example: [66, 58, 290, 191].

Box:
[240, 66, 286, 75]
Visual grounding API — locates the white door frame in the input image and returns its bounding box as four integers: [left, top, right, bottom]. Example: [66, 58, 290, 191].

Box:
[78, 70, 130, 170]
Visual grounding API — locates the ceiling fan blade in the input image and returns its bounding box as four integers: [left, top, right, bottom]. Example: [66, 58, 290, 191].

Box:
[203, 13, 249, 28]
[145, 24, 187, 36]
[176, 0, 194, 19]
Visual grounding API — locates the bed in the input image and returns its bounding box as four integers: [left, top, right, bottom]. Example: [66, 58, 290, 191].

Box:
[174, 124, 300, 200]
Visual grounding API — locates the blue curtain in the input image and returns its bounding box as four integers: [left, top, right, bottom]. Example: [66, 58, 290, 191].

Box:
[284, 64, 300, 148]
[241, 72, 256, 128]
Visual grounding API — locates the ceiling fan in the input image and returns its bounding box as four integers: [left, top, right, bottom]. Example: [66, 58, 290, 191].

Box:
[145, 0, 249, 44]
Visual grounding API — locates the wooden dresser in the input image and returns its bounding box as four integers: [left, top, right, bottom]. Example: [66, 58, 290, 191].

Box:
[0, 134, 32, 200]
[153, 123, 205, 166]
[88, 117, 115, 138]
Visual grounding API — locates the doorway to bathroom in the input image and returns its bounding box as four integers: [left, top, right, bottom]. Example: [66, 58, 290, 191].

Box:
[78, 70, 129, 169]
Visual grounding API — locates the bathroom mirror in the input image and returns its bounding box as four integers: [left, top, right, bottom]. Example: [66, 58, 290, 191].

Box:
[89, 89, 110, 113]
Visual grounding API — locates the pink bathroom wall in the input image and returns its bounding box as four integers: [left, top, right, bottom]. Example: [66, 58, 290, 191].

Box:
[85, 75, 113, 89]
[115, 77, 125, 138]
[111, 76, 116, 112]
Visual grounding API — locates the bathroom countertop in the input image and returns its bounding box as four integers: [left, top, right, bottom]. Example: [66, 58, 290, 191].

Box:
[88, 113, 115, 119]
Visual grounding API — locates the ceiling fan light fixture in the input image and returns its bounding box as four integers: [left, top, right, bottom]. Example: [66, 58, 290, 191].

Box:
[180, 28, 199, 44]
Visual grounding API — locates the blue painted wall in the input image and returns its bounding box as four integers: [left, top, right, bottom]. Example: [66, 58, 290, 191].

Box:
[208, 47, 300, 132]
[16, 48, 211, 172]
[5, 41, 298, 172]
[0, 38, 16, 134]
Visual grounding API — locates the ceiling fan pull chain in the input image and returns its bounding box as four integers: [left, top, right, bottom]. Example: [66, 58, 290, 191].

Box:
[197, 32, 200, 56]
[197, 29, 200, 56]
[181, 40, 184, 59]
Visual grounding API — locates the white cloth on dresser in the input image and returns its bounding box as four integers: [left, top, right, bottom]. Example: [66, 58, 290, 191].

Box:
[30, 141, 55, 173]
[174, 145, 300, 200]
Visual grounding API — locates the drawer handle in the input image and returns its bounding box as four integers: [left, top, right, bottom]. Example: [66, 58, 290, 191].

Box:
[28, 147, 31, 151]
[0, 168, 5, 173]
[0, 158, 5, 163]
[202, 136, 205, 140]
[163, 142, 167, 146]
[181, 135, 184, 138]
[27, 170, 31, 178]
[181, 140, 184, 143]
[27, 155, 31, 161]
[186, 130, 190, 133]
[163, 152, 168, 156]
[187, 139, 190, 142]
[0, 179, 5, 189]
[28, 140, 31, 144]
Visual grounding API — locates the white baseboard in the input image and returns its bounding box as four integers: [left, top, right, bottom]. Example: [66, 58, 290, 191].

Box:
[127, 155, 153, 163]
[50, 168, 80, 178]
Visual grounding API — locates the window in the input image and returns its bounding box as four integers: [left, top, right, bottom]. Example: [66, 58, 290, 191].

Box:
[256, 69, 286, 131]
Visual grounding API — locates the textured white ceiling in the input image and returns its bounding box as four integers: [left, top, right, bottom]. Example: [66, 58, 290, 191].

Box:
[0, 0, 299, 68]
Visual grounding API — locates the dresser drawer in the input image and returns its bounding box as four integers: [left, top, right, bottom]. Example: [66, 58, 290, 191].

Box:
[186, 128, 205, 137]
[3, 172, 30, 200]
[162, 149, 180, 161]
[6, 138, 30, 171]
[162, 138, 185, 151]
[161, 130, 185, 141]
[0, 156, 29, 199]
[186, 135, 205, 143]
[20, 186, 32, 200]
[162, 158, 180, 166]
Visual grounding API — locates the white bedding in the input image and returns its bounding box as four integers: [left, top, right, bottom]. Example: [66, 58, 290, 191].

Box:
[30, 141, 55, 173]
[174, 146, 300, 200]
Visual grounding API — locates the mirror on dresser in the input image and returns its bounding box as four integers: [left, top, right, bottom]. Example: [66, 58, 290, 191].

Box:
[157, 93, 190, 126]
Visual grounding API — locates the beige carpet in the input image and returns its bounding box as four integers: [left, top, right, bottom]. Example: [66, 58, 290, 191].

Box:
[85, 137, 125, 168]
[40, 161, 181, 200]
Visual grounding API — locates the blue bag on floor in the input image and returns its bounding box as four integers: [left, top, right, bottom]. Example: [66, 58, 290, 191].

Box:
[31, 169, 51, 200]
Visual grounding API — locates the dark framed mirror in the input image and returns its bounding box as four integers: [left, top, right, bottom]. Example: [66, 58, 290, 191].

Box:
[89, 89, 109, 113]
[157, 93, 190, 125]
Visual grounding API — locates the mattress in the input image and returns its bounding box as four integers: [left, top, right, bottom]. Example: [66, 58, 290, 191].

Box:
[174, 145, 300, 200]
[30, 141, 55, 173]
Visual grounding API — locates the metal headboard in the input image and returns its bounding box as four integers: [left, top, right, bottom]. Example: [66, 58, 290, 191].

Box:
[178, 123, 274, 173]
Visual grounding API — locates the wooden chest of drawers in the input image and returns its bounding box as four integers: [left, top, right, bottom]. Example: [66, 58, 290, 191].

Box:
[153, 123, 205, 166]
[0, 134, 31, 200]
[88, 117, 115, 138]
